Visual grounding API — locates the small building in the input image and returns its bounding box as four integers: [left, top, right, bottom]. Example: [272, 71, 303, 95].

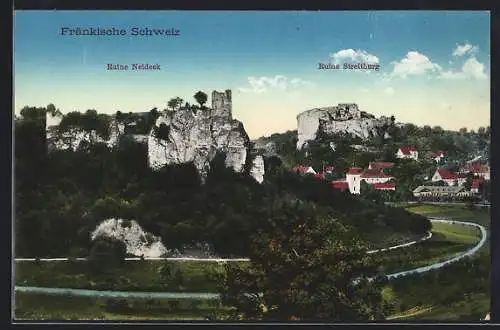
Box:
[371, 182, 396, 191]
[361, 168, 393, 184]
[323, 165, 335, 173]
[413, 185, 472, 198]
[396, 147, 418, 160]
[471, 179, 483, 194]
[433, 151, 445, 163]
[460, 162, 490, 181]
[314, 172, 326, 180]
[332, 167, 396, 195]
[292, 165, 317, 175]
[368, 162, 394, 171]
[331, 181, 349, 192]
[431, 168, 466, 186]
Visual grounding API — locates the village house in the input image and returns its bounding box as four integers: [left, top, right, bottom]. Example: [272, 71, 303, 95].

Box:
[292, 165, 317, 175]
[459, 162, 490, 181]
[292, 164, 335, 179]
[331, 181, 349, 192]
[432, 151, 445, 163]
[368, 162, 394, 171]
[431, 168, 467, 186]
[471, 179, 483, 194]
[412, 185, 473, 198]
[314, 172, 325, 180]
[370, 182, 396, 191]
[311, 165, 335, 180]
[332, 166, 396, 195]
[396, 147, 418, 160]
[360, 168, 393, 184]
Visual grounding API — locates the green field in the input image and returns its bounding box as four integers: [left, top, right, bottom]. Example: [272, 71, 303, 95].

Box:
[380, 204, 491, 321]
[404, 204, 491, 228]
[14, 292, 229, 321]
[15, 260, 233, 293]
[379, 221, 481, 274]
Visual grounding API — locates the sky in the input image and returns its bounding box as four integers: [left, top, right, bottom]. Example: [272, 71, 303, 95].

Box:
[14, 11, 490, 139]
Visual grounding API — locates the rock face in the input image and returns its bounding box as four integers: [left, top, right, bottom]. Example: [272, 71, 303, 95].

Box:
[148, 90, 258, 180]
[45, 89, 265, 183]
[296, 103, 391, 149]
[46, 112, 149, 151]
[91, 218, 168, 258]
[250, 155, 265, 183]
[253, 139, 278, 158]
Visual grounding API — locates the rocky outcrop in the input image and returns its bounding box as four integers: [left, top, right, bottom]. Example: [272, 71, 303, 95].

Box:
[91, 218, 168, 258]
[250, 155, 265, 183]
[148, 90, 259, 181]
[46, 111, 149, 151]
[296, 103, 391, 149]
[253, 139, 278, 158]
[47, 127, 109, 151]
[44, 89, 265, 183]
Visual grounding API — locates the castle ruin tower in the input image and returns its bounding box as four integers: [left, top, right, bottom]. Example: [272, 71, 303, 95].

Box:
[211, 89, 232, 119]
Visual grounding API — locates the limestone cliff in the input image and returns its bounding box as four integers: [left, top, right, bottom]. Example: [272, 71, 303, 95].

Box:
[148, 90, 262, 182]
[296, 103, 391, 149]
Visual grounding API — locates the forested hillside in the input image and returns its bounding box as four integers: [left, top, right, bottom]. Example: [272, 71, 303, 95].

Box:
[15, 106, 430, 258]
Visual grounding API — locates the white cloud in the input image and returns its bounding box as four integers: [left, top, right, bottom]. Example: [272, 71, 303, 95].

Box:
[330, 49, 380, 64]
[237, 75, 315, 94]
[360, 87, 369, 93]
[453, 43, 479, 57]
[438, 57, 488, 80]
[390, 51, 442, 78]
[384, 87, 395, 96]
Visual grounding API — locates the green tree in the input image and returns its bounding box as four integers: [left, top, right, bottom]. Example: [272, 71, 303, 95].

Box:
[20, 106, 47, 122]
[361, 181, 382, 204]
[194, 91, 208, 107]
[217, 196, 385, 321]
[153, 123, 170, 141]
[88, 236, 127, 272]
[167, 97, 183, 110]
[463, 172, 474, 190]
[149, 108, 160, 120]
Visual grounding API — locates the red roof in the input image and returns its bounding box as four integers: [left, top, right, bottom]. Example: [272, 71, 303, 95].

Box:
[399, 147, 417, 155]
[331, 181, 349, 191]
[292, 165, 311, 174]
[371, 183, 396, 190]
[369, 162, 394, 170]
[323, 165, 335, 172]
[347, 167, 363, 175]
[361, 169, 392, 178]
[462, 162, 489, 174]
[436, 168, 459, 180]
[471, 179, 483, 189]
[314, 172, 326, 180]
[435, 151, 445, 157]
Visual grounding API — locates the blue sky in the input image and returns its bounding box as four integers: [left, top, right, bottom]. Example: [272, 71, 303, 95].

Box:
[14, 11, 490, 138]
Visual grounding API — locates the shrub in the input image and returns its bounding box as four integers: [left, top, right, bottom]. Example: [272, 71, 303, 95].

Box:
[88, 236, 127, 273]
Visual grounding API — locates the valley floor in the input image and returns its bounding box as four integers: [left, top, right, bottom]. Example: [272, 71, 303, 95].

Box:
[13, 204, 491, 322]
